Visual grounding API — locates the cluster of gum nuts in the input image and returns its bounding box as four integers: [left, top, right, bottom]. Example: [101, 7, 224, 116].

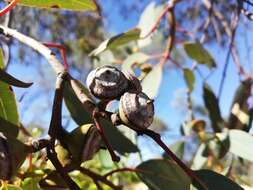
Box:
[86, 65, 154, 131]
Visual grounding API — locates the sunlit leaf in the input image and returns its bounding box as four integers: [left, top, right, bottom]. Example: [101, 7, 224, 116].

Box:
[137, 159, 191, 190]
[98, 149, 114, 169]
[183, 68, 195, 92]
[194, 169, 243, 190]
[0, 49, 19, 137]
[137, 2, 164, 47]
[208, 129, 230, 159]
[229, 129, 253, 162]
[122, 52, 150, 75]
[0, 184, 23, 190]
[63, 81, 93, 126]
[191, 143, 207, 170]
[227, 79, 253, 132]
[21, 177, 41, 190]
[15, 0, 99, 12]
[184, 42, 216, 68]
[39, 171, 68, 190]
[0, 69, 33, 88]
[163, 141, 185, 160]
[203, 83, 223, 132]
[142, 64, 163, 99]
[89, 28, 141, 56]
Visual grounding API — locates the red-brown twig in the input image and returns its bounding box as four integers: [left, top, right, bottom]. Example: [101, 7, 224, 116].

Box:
[93, 111, 120, 162]
[0, 0, 20, 17]
[47, 143, 81, 190]
[79, 167, 122, 190]
[43, 42, 69, 71]
[104, 168, 139, 178]
[139, 129, 208, 190]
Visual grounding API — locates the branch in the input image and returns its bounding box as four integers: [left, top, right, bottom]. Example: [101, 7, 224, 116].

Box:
[79, 167, 122, 190]
[0, 25, 97, 116]
[46, 143, 81, 190]
[138, 129, 208, 190]
[93, 110, 120, 162]
[0, 0, 20, 17]
[104, 168, 139, 178]
[159, 0, 182, 66]
[0, 25, 65, 74]
[43, 42, 69, 70]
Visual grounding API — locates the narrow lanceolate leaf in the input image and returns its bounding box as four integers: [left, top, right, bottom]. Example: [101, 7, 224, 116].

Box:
[137, 159, 191, 190]
[0, 69, 33, 88]
[229, 129, 253, 162]
[63, 81, 93, 126]
[191, 143, 207, 170]
[163, 141, 185, 160]
[184, 42, 216, 68]
[203, 83, 224, 132]
[142, 64, 163, 99]
[0, 49, 19, 137]
[89, 28, 141, 56]
[194, 170, 243, 190]
[14, 0, 99, 12]
[137, 2, 164, 47]
[122, 52, 150, 75]
[101, 119, 139, 154]
[227, 79, 253, 132]
[183, 68, 195, 92]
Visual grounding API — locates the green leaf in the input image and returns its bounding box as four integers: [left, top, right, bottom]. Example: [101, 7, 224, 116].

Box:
[137, 159, 191, 190]
[191, 143, 207, 170]
[183, 68, 195, 92]
[209, 130, 230, 159]
[0, 49, 19, 137]
[164, 141, 185, 160]
[98, 149, 114, 169]
[122, 52, 150, 75]
[184, 42, 216, 68]
[101, 119, 139, 154]
[229, 129, 253, 162]
[0, 184, 23, 190]
[142, 64, 163, 99]
[194, 169, 243, 190]
[227, 79, 253, 132]
[0, 69, 33, 88]
[7, 136, 29, 177]
[203, 83, 223, 132]
[17, 0, 99, 12]
[89, 28, 141, 56]
[137, 2, 164, 47]
[39, 171, 68, 189]
[0, 117, 19, 138]
[63, 81, 93, 126]
[21, 177, 41, 190]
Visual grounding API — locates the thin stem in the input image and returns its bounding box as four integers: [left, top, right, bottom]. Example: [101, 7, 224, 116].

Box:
[46, 143, 81, 190]
[93, 111, 120, 162]
[26, 139, 50, 153]
[141, 129, 208, 190]
[104, 168, 138, 178]
[79, 167, 122, 190]
[43, 42, 69, 71]
[0, 0, 20, 17]
[160, 5, 176, 66]
[48, 72, 67, 139]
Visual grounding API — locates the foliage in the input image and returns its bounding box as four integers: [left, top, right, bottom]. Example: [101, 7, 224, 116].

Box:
[0, 0, 253, 190]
